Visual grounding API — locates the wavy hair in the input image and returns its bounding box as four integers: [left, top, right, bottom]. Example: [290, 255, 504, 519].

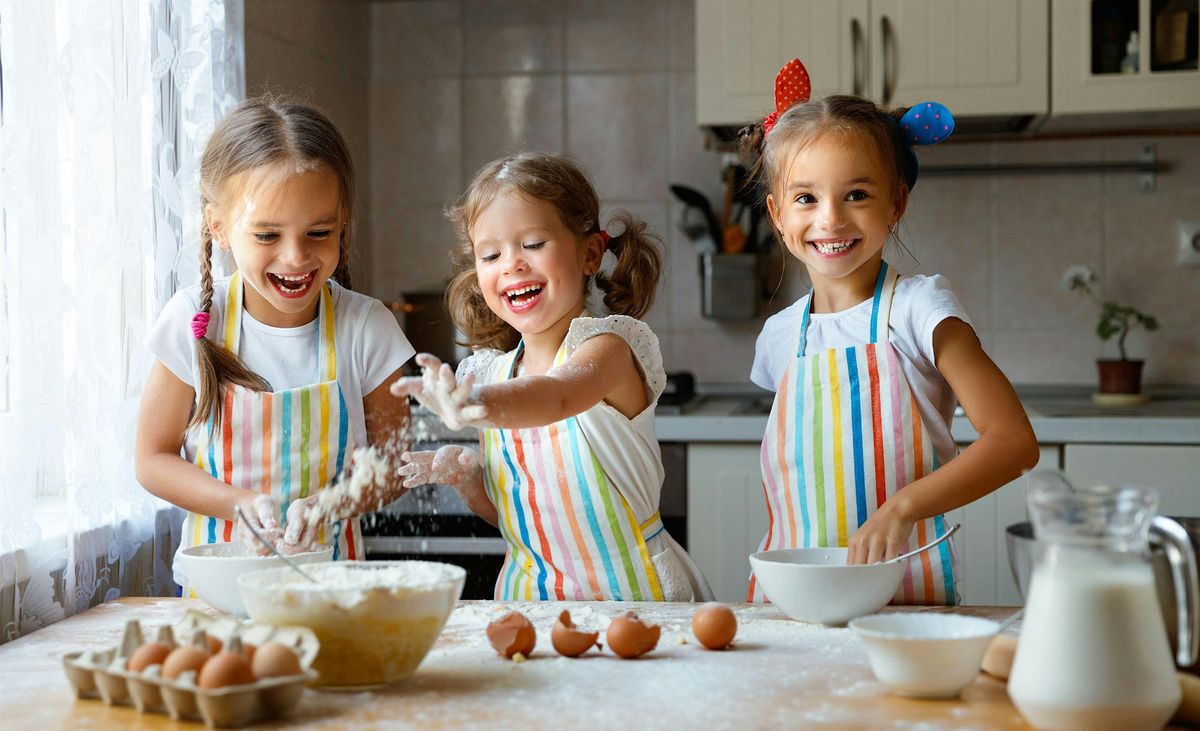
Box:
[445, 152, 663, 352]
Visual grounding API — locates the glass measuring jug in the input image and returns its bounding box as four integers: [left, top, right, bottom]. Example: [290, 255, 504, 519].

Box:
[1009, 471, 1198, 731]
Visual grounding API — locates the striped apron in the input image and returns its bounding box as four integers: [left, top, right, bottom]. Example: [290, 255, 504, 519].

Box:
[176, 271, 362, 594]
[748, 261, 958, 605]
[480, 341, 666, 601]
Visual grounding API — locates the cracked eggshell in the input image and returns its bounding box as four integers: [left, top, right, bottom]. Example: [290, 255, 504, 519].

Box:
[691, 602, 737, 650]
[486, 611, 536, 659]
[606, 612, 660, 659]
[551, 611, 599, 657]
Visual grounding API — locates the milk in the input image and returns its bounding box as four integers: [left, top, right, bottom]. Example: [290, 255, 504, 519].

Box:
[1009, 548, 1181, 731]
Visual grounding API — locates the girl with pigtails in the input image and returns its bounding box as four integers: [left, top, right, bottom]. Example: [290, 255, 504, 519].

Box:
[742, 60, 1038, 604]
[393, 152, 713, 602]
[136, 98, 415, 595]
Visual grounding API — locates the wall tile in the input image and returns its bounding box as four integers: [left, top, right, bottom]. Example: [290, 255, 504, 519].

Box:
[464, 0, 563, 73]
[1104, 136, 1200, 197]
[1104, 194, 1200, 351]
[245, 0, 318, 49]
[314, 0, 370, 73]
[463, 75, 564, 177]
[370, 78, 463, 206]
[371, 1, 462, 79]
[565, 0, 668, 71]
[370, 205, 457, 296]
[901, 182, 993, 331]
[567, 73, 669, 200]
[668, 0, 696, 70]
[991, 139, 1105, 199]
[669, 72, 723, 200]
[667, 325, 761, 383]
[991, 330, 1100, 386]
[245, 27, 320, 98]
[991, 192, 1103, 333]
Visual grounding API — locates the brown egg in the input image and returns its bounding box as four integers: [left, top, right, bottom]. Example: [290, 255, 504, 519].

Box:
[606, 612, 660, 659]
[551, 610, 599, 658]
[204, 634, 223, 655]
[197, 651, 256, 689]
[127, 641, 173, 672]
[486, 611, 536, 659]
[691, 602, 737, 650]
[251, 642, 302, 679]
[162, 644, 212, 680]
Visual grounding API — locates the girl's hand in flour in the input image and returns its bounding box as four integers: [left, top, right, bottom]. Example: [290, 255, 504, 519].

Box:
[398, 445, 481, 489]
[390, 353, 489, 431]
[279, 495, 321, 555]
[236, 493, 283, 556]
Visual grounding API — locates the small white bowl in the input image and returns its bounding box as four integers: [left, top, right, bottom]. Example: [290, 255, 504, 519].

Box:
[176, 543, 333, 616]
[749, 547, 906, 625]
[849, 612, 1000, 698]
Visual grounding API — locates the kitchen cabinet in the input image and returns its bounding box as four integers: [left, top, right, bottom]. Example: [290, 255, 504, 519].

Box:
[1063, 444, 1200, 516]
[696, 0, 1049, 126]
[686, 442, 1062, 605]
[1051, 0, 1200, 117]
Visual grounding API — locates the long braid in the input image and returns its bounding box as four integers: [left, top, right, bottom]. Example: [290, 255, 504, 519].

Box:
[188, 229, 270, 431]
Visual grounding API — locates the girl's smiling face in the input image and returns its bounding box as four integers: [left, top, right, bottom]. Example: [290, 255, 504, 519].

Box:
[767, 131, 907, 295]
[208, 164, 345, 328]
[471, 190, 603, 339]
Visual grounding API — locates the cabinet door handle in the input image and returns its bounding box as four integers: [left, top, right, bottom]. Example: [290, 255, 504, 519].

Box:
[851, 18, 865, 97]
[881, 15, 897, 105]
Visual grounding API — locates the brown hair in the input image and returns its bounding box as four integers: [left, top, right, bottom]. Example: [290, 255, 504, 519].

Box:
[189, 97, 356, 430]
[738, 95, 916, 249]
[445, 152, 663, 352]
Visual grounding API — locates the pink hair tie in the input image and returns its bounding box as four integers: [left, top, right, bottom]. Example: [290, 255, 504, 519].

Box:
[191, 312, 211, 339]
[598, 230, 611, 249]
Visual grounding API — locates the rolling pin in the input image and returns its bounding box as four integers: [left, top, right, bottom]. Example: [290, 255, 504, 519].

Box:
[981, 634, 1200, 727]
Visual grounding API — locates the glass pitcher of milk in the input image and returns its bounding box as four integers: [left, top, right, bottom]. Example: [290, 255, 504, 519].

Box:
[1009, 471, 1198, 731]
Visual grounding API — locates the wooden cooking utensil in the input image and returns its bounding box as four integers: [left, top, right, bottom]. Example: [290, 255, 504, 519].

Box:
[720, 165, 747, 254]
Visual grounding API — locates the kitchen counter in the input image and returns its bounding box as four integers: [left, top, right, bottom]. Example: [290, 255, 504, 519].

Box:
[0, 598, 1056, 730]
[657, 385, 1200, 444]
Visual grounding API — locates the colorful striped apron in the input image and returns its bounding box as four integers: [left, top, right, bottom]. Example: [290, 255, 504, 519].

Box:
[177, 272, 362, 594]
[749, 261, 958, 605]
[480, 341, 666, 601]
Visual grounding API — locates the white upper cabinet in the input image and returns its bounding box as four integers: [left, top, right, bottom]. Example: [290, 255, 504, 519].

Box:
[1051, 0, 1200, 116]
[696, 0, 1049, 126]
[868, 0, 1049, 114]
[697, 0, 868, 126]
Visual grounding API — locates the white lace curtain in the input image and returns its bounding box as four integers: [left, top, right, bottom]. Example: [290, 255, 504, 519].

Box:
[0, 0, 244, 642]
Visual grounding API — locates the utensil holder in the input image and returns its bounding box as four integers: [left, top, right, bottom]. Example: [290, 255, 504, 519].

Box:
[701, 253, 758, 320]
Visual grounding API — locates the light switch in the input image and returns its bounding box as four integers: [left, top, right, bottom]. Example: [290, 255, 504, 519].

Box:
[1178, 220, 1200, 266]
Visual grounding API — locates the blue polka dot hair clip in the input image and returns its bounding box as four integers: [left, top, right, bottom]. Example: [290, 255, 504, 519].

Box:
[895, 101, 955, 189]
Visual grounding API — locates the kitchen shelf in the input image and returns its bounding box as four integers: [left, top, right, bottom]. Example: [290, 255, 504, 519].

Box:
[921, 144, 1166, 192]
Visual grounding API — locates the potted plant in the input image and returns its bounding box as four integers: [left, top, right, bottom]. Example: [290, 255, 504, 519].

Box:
[1059, 264, 1159, 400]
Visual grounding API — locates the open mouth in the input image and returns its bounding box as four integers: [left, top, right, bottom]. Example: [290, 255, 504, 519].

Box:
[267, 270, 317, 298]
[809, 238, 859, 257]
[502, 282, 544, 313]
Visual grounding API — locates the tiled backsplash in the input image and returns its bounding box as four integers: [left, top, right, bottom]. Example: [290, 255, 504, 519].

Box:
[247, 0, 1200, 386]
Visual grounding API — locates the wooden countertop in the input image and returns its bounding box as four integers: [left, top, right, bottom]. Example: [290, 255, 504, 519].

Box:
[0, 598, 1124, 730]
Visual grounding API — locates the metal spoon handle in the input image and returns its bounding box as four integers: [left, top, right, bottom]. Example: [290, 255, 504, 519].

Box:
[235, 504, 319, 583]
[883, 522, 961, 565]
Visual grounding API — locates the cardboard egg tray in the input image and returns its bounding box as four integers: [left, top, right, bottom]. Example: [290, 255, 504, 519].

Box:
[61, 609, 320, 728]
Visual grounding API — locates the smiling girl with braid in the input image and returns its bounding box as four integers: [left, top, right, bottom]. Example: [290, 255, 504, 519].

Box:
[135, 99, 414, 594]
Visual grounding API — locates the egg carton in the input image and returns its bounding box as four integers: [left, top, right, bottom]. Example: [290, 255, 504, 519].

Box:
[61, 609, 319, 728]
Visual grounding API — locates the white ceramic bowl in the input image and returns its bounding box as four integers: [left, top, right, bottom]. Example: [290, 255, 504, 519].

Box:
[849, 612, 1000, 698]
[749, 547, 906, 625]
[238, 561, 466, 689]
[176, 543, 333, 616]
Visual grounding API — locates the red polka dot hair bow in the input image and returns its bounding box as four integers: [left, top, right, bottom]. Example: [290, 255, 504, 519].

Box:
[762, 58, 811, 139]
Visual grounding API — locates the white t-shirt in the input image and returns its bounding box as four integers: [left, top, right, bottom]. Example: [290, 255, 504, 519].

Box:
[147, 277, 415, 458]
[751, 273, 970, 468]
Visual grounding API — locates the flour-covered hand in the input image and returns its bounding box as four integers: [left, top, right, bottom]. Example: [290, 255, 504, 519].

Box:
[279, 495, 321, 555]
[398, 445, 481, 489]
[236, 493, 283, 556]
[390, 353, 488, 430]
[847, 500, 915, 565]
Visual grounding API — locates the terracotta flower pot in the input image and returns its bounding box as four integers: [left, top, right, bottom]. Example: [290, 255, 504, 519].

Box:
[1097, 359, 1144, 394]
